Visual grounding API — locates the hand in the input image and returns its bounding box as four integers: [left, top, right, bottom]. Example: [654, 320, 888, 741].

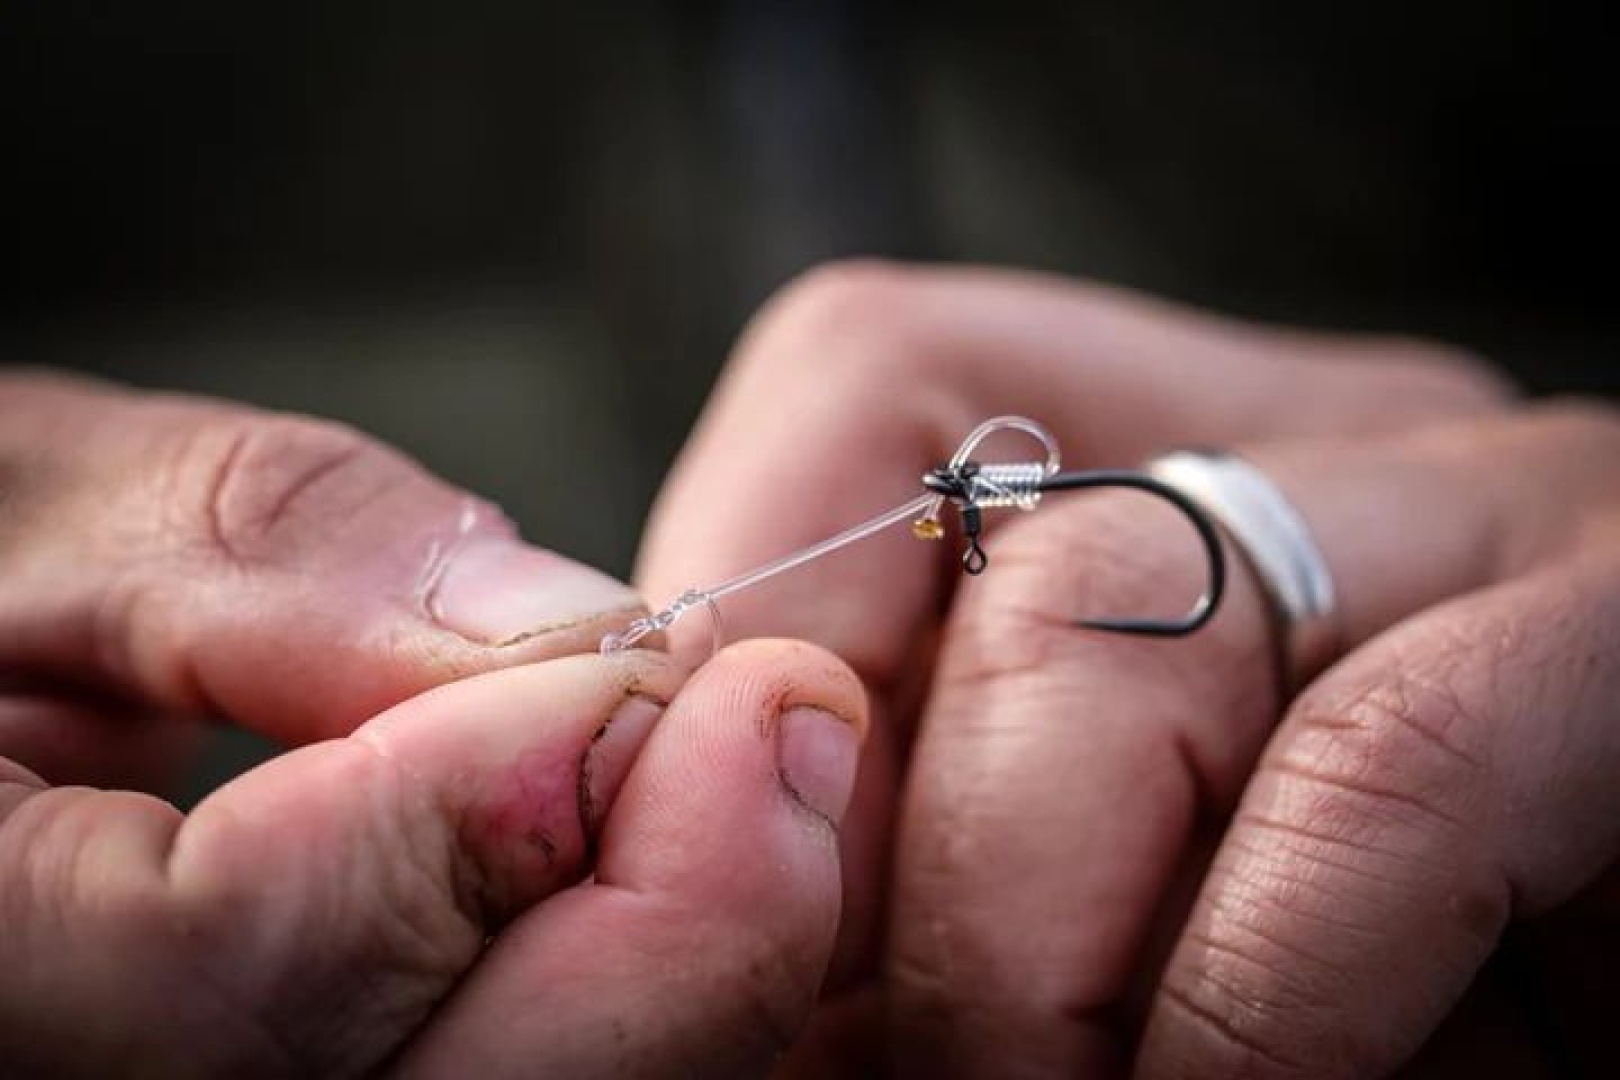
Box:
[638, 262, 1619, 1076]
[0, 371, 869, 1077]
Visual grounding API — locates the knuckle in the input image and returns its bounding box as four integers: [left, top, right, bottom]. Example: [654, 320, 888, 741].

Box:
[1278, 665, 1489, 838]
[183, 414, 413, 565]
[737, 258, 926, 379]
[1260, 658, 1509, 947]
[1526, 395, 1620, 459]
[1155, 662, 1517, 1077]
[1481, 400, 1620, 547]
[1159, 822, 1458, 1080]
[1364, 337, 1515, 415]
[0, 791, 313, 1074]
[168, 750, 470, 1072]
[749, 258, 912, 343]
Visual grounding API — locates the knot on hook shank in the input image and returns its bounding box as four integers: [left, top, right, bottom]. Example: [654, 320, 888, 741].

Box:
[921, 460, 1047, 574]
[924, 461, 1047, 510]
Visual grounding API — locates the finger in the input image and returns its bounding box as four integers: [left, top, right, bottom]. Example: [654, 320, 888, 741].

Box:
[639, 260, 1510, 669]
[0, 650, 685, 1076]
[886, 403, 1619, 1077]
[889, 486, 1276, 1078]
[636, 263, 1510, 992]
[0, 370, 643, 749]
[395, 639, 869, 1079]
[1137, 549, 1620, 1078]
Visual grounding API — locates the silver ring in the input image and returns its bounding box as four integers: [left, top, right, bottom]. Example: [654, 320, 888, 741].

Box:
[1144, 450, 1339, 689]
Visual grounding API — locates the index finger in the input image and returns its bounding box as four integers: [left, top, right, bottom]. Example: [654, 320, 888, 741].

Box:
[637, 261, 1506, 674]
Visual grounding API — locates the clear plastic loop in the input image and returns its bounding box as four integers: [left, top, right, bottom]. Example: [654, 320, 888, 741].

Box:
[946, 414, 1062, 473]
[917, 414, 1061, 531]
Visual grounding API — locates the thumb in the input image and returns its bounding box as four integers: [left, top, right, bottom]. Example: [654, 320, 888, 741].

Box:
[0, 371, 642, 748]
[396, 639, 870, 1078]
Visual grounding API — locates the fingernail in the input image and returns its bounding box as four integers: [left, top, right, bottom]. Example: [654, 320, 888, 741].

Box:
[581, 695, 664, 834]
[777, 706, 860, 826]
[429, 539, 643, 645]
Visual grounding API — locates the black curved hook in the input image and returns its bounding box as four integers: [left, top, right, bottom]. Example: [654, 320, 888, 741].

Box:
[1037, 470, 1226, 637]
[925, 464, 1227, 638]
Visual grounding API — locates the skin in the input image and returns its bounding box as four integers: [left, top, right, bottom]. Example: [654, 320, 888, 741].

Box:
[7, 265, 1617, 1078]
[637, 260, 1620, 1078]
[0, 371, 870, 1077]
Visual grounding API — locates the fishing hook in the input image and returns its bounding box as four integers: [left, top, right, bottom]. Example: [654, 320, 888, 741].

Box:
[921, 461, 1225, 636]
[602, 415, 1227, 652]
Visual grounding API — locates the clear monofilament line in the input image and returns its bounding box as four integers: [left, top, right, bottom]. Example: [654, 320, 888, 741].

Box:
[704, 492, 936, 602]
[601, 415, 1065, 655]
[600, 492, 937, 653]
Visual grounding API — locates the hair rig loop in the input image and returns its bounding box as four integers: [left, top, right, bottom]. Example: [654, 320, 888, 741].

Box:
[602, 415, 1227, 654]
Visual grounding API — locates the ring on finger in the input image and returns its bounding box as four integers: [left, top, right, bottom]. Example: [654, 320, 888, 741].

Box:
[1144, 450, 1340, 692]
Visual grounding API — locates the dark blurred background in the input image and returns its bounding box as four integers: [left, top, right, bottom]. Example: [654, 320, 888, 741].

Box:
[4, 2, 1616, 790]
